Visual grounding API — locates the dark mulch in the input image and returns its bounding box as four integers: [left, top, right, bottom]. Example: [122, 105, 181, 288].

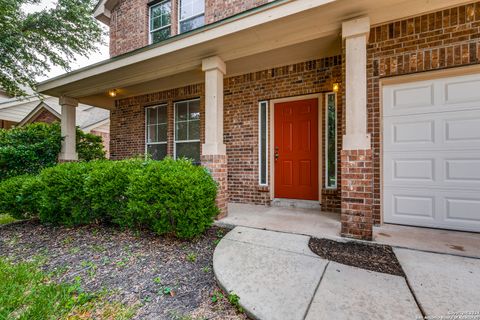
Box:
[0, 220, 248, 320]
[309, 238, 405, 277]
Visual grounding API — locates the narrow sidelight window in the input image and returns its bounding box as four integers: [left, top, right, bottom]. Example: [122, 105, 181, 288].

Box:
[325, 92, 337, 188]
[146, 104, 168, 160]
[149, 0, 171, 44]
[258, 101, 268, 186]
[174, 99, 200, 164]
[179, 0, 204, 33]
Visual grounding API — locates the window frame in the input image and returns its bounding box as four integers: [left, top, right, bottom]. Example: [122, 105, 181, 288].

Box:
[324, 92, 337, 189]
[173, 98, 201, 162]
[145, 103, 168, 160]
[258, 101, 269, 186]
[178, 0, 205, 34]
[148, 0, 172, 44]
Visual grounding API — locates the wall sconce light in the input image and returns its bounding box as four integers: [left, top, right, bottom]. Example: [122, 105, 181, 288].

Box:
[108, 89, 117, 97]
[332, 82, 340, 93]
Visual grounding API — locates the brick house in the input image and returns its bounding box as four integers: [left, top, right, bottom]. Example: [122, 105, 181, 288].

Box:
[0, 96, 111, 156]
[38, 0, 480, 240]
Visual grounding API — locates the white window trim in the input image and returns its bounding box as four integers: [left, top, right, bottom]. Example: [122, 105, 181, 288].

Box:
[173, 98, 201, 160]
[324, 92, 337, 189]
[145, 104, 168, 159]
[149, 0, 172, 44]
[178, 0, 205, 34]
[258, 101, 269, 186]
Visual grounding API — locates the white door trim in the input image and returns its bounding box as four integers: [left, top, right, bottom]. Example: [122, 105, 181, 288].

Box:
[268, 93, 323, 203]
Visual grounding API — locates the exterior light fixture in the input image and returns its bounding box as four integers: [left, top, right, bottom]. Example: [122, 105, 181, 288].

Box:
[108, 89, 117, 97]
[332, 82, 340, 93]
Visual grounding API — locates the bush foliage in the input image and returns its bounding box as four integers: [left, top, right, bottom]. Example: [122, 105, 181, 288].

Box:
[0, 158, 218, 239]
[0, 122, 105, 180]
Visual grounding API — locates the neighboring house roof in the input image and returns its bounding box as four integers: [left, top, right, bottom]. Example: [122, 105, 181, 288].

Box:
[0, 96, 110, 133]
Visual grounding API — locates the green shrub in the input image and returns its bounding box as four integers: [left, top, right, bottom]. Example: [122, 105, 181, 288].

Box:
[0, 175, 42, 220]
[37, 162, 93, 226]
[0, 122, 105, 180]
[0, 157, 218, 238]
[127, 158, 218, 239]
[77, 129, 106, 161]
[0, 123, 62, 179]
[84, 159, 146, 224]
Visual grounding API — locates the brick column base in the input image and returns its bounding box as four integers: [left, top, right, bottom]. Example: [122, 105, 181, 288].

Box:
[340, 149, 373, 240]
[201, 154, 228, 219]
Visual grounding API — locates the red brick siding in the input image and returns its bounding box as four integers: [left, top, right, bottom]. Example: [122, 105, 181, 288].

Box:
[111, 56, 343, 209]
[28, 108, 60, 124]
[201, 154, 228, 217]
[340, 149, 373, 240]
[367, 2, 480, 224]
[205, 0, 268, 24]
[111, 84, 205, 159]
[109, 0, 149, 57]
[108, 0, 271, 57]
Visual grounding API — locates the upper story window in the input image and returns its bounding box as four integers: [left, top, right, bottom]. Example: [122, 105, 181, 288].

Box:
[179, 0, 205, 33]
[149, 0, 172, 44]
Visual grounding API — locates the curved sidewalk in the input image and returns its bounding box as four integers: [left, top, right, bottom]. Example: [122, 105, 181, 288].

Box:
[213, 226, 421, 320]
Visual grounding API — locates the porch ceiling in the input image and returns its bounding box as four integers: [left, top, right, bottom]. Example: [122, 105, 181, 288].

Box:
[38, 0, 472, 110]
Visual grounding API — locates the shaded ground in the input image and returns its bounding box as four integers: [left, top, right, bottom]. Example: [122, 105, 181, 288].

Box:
[0, 220, 247, 320]
[309, 238, 405, 277]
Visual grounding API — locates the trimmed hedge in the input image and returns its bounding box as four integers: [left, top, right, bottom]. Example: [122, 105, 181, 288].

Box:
[0, 122, 105, 180]
[127, 159, 218, 238]
[0, 158, 218, 238]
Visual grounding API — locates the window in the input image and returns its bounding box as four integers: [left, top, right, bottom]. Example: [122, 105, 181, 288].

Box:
[174, 99, 200, 164]
[146, 104, 168, 160]
[325, 92, 337, 188]
[258, 101, 268, 186]
[179, 0, 204, 33]
[149, 0, 171, 44]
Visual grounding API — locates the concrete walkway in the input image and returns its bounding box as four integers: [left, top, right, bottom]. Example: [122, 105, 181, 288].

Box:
[219, 203, 480, 258]
[214, 227, 423, 320]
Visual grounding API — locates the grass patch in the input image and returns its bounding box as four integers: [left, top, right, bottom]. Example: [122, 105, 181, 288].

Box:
[0, 214, 17, 225]
[0, 258, 136, 320]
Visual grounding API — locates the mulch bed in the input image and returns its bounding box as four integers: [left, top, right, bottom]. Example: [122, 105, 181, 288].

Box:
[0, 220, 248, 320]
[309, 238, 405, 277]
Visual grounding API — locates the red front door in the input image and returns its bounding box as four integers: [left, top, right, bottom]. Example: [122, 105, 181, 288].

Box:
[274, 99, 318, 200]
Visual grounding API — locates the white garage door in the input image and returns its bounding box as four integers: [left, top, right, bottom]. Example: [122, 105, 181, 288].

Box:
[383, 72, 480, 232]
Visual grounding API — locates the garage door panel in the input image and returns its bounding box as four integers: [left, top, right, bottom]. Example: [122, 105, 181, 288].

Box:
[384, 188, 480, 232]
[385, 151, 480, 190]
[444, 116, 480, 143]
[383, 72, 480, 232]
[384, 189, 435, 224]
[443, 75, 480, 105]
[384, 111, 480, 152]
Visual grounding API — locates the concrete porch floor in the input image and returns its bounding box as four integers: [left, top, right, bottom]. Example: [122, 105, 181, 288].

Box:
[217, 203, 480, 259]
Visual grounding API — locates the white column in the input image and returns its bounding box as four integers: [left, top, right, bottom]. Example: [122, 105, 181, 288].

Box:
[58, 96, 78, 161]
[342, 16, 371, 150]
[202, 56, 226, 155]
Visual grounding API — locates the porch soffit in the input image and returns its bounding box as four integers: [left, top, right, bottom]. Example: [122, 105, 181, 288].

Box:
[38, 0, 473, 110]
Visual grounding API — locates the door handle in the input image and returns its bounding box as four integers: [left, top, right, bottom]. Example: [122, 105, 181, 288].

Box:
[275, 148, 279, 160]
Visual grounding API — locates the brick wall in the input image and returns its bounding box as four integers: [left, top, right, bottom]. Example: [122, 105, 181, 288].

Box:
[108, 0, 271, 57]
[111, 84, 205, 159]
[205, 0, 268, 24]
[28, 108, 59, 124]
[367, 1, 480, 224]
[111, 56, 343, 210]
[109, 0, 149, 57]
[340, 149, 373, 240]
